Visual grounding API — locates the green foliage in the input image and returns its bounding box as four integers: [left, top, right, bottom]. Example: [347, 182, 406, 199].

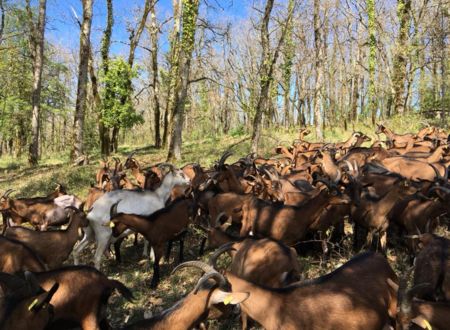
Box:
[100, 57, 143, 129]
[181, 0, 199, 54]
[229, 124, 246, 137]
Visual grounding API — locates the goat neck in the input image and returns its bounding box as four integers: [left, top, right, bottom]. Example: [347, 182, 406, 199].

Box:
[155, 172, 184, 201]
[130, 286, 218, 330]
[426, 146, 447, 164]
[111, 213, 151, 236]
[376, 184, 415, 215]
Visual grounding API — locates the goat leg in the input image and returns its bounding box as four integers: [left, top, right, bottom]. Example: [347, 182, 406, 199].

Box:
[165, 240, 173, 263]
[178, 237, 184, 264]
[199, 237, 207, 256]
[114, 237, 125, 263]
[150, 249, 163, 289]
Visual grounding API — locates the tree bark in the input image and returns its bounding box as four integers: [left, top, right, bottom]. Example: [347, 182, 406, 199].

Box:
[251, 0, 293, 153]
[167, 0, 200, 161]
[99, 0, 113, 155]
[71, 0, 93, 160]
[367, 0, 377, 124]
[149, 2, 161, 148]
[163, 0, 182, 148]
[392, 0, 412, 115]
[27, 0, 47, 166]
[0, 0, 5, 46]
[313, 0, 324, 140]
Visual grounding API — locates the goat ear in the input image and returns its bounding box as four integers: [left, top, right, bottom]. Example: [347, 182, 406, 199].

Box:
[210, 289, 249, 305]
[30, 283, 59, 312]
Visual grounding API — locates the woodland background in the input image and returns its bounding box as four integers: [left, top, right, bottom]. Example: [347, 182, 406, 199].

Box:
[1, 0, 450, 166]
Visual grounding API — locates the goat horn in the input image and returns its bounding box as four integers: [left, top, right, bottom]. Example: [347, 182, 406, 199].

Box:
[429, 185, 450, 195]
[401, 283, 433, 314]
[127, 151, 137, 160]
[172, 260, 228, 292]
[64, 205, 81, 213]
[209, 242, 237, 269]
[193, 272, 228, 294]
[172, 260, 216, 275]
[218, 150, 233, 167]
[262, 167, 276, 181]
[430, 163, 443, 180]
[1, 189, 14, 199]
[157, 163, 176, 170]
[110, 200, 121, 219]
[344, 160, 353, 172]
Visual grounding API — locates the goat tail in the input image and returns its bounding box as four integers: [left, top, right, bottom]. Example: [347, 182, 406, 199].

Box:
[108, 279, 134, 301]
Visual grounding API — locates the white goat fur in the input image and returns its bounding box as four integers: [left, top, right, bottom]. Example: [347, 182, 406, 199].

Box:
[72, 170, 190, 269]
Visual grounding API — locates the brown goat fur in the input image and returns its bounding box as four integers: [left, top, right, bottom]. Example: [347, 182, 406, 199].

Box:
[109, 198, 194, 288]
[4, 207, 88, 269]
[0, 272, 59, 330]
[0, 236, 46, 273]
[240, 188, 351, 245]
[413, 234, 449, 301]
[121, 271, 247, 330]
[178, 252, 398, 330]
[35, 265, 133, 329]
[212, 238, 302, 288]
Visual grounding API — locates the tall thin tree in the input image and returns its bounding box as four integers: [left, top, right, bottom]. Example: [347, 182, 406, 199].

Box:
[27, 0, 47, 166]
[250, 0, 293, 153]
[167, 0, 200, 161]
[71, 0, 93, 161]
[392, 0, 412, 115]
[313, 0, 324, 140]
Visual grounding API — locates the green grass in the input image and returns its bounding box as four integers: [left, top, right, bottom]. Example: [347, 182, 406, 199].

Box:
[0, 120, 448, 329]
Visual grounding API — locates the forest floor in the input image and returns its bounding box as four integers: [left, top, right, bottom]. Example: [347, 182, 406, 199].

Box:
[0, 120, 448, 329]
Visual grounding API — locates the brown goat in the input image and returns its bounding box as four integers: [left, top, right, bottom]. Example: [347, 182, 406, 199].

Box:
[351, 178, 419, 253]
[413, 234, 449, 302]
[4, 207, 87, 269]
[177, 252, 398, 330]
[376, 124, 417, 148]
[210, 238, 302, 288]
[109, 198, 194, 288]
[35, 265, 133, 329]
[395, 281, 450, 330]
[210, 238, 302, 329]
[0, 272, 59, 330]
[0, 236, 46, 273]
[121, 266, 248, 330]
[240, 187, 351, 245]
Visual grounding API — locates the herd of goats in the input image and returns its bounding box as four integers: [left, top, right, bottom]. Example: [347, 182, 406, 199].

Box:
[0, 124, 449, 329]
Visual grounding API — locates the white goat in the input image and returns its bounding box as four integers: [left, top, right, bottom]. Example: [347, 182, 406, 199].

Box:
[73, 169, 190, 269]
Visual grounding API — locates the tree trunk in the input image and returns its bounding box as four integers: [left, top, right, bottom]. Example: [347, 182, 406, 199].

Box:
[71, 0, 93, 161]
[27, 0, 47, 166]
[167, 0, 199, 161]
[0, 0, 5, 46]
[99, 0, 113, 156]
[282, 0, 294, 128]
[392, 0, 412, 115]
[313, 0, 324, 140]
[367, 0, 377, 124]
[163, 0, 182, 148]
[251, 0, 293, 153]
[149, 3, 161, 148]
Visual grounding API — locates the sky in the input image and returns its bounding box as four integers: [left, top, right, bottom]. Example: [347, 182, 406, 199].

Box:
[44, 0, 249, 59]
